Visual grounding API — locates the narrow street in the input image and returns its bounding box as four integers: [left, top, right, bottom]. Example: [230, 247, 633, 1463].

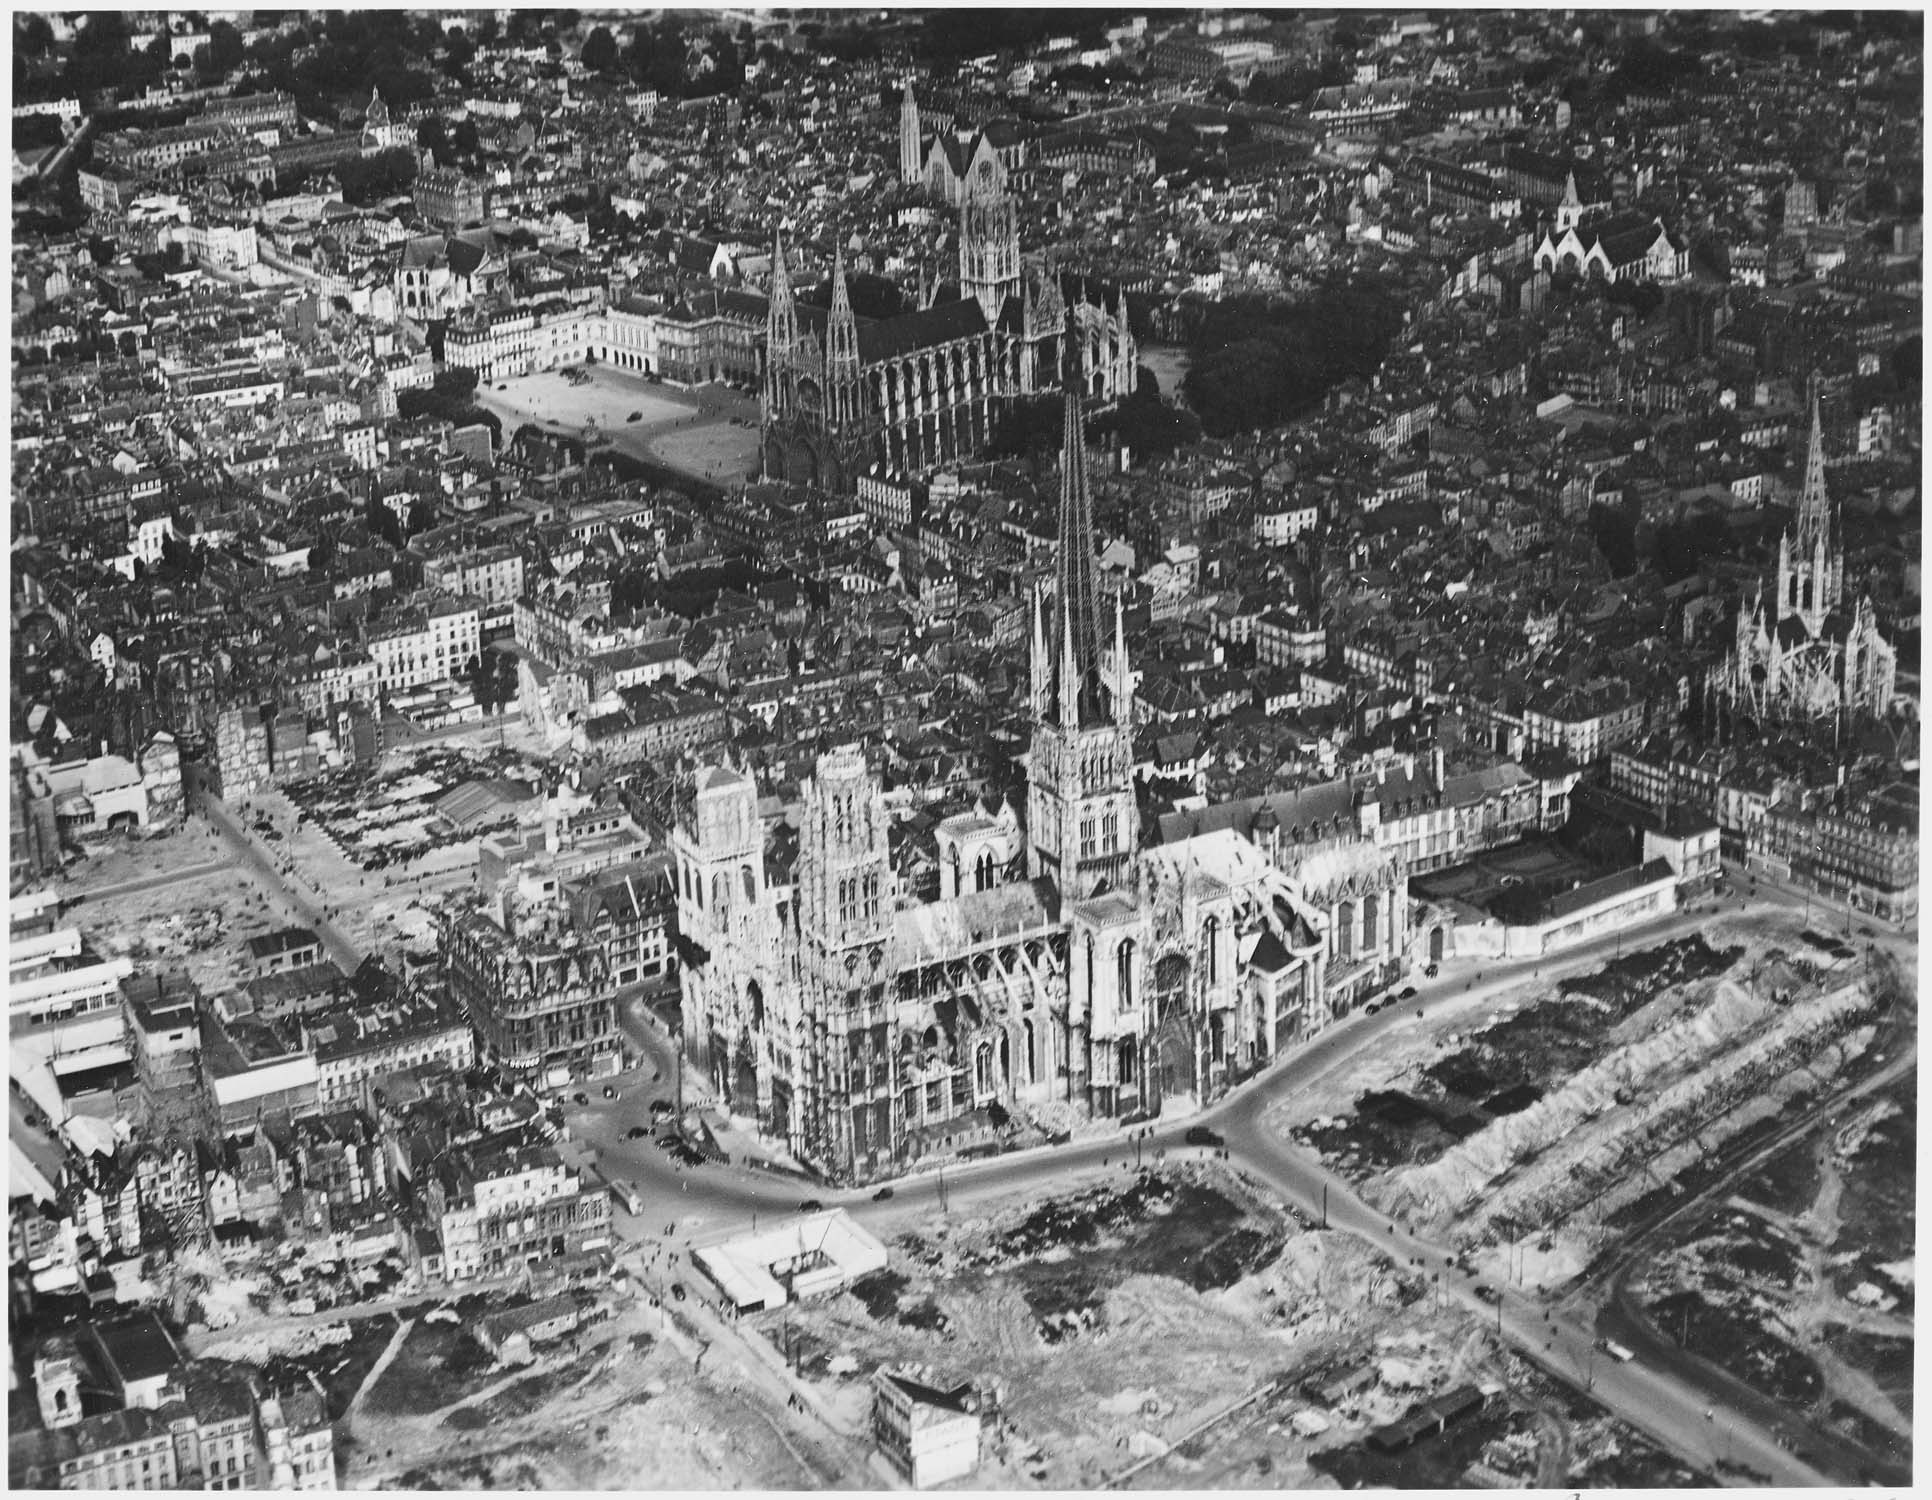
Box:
[189, 786, 365, 970]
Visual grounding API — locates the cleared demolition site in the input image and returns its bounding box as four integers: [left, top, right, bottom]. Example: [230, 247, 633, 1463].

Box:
[755, 1162, 1699, 1488]
[1273, 908, 1914, 1483]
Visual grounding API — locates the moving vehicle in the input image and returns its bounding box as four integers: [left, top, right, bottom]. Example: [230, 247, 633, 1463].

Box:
[1185, 1126, 1224, 1149]
[628, 410, 643, 422]
[1598, 1339, 1635, 1363]
[603, 1084, 618, 1099]
[872, 1186, 895, 1201]
[1425, 963, 1440, 978]
[798, 1199, 825, 1214]
[670, 1282, 687, 1303]
[573, 1092, 589, 1106]
[1473, 1283, 1501, 1304]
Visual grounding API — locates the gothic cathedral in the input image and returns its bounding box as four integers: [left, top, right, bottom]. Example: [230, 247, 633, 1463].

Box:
[758, 103, 1136, 493]
[1712, 393, 1897, 723]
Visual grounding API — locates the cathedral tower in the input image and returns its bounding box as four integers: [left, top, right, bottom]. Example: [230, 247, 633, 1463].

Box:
[796, 745, 896, 1174]
[959, 162, 1021, 327]
[898, 79, 922, 185]
[1026, 357, 1139, 900]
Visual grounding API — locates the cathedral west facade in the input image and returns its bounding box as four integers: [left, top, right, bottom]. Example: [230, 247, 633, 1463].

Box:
[676, 394, 1406, 1184]
[759, 146, 1135, 493]
[1710, 394, 1898, 724]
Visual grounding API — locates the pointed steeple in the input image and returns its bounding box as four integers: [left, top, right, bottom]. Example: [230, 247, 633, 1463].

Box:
[1796, 385, 1829, 551]
[898, 78, 922, 185]
[766, 240, 797, 435]
[1048, 347, 1105, 728]
[825, 244, 862, 428]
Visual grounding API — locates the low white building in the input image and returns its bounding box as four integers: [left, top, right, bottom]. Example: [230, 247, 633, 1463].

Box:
[694, 1210, 888, 1312]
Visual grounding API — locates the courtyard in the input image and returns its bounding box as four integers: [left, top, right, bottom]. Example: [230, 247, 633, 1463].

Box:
[476, 364, 761, 486]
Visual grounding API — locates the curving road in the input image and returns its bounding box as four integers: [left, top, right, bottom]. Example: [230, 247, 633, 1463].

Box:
[570, 896, 1848, 1484]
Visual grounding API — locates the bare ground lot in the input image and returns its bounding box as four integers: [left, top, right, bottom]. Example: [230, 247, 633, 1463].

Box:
[334, 1283, 844, 1490]
[60, 822, 319, 994]
[476, 366, 760, 485]
[753, 1163, 1698, 1489]
[1631, 1065, 1914, 1471]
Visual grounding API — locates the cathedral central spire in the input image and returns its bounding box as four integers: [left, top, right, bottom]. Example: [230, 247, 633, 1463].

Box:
[1795, 387, 1831, 556]
[1050, 369, 1105, 728]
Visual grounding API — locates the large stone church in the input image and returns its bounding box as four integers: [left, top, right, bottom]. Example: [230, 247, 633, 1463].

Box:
[675, 394, 1406, 1183]
[758, 158, 1136, 492]
[1711, 394, 1897, 723]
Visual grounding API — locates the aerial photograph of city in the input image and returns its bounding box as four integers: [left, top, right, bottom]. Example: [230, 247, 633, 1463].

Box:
[6, 5, 1920, 1491]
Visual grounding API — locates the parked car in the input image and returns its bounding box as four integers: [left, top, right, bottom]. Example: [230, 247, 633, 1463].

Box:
[1364, 1000, 1383, 1015]
[1425, 963, 1440, 978]
[603, 1084, 618, 1099]
[798, 1199, 825, 1214]
[1397, 986, 1417, 1000]
[625, 1126, 649, 1140]
[649, 1099, 675, 1119]
[573, 1092, 588, 1106]
[872, 1186, 895, 1201]
[1185, 1126, 1224, 1148]
[670, 1282, 687, 1303]
[1473, 1283, 1500, 1304]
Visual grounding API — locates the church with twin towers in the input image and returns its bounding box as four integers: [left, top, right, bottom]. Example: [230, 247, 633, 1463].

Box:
[757, 80, 1136, 493]
[675, 386, 1368, 1183]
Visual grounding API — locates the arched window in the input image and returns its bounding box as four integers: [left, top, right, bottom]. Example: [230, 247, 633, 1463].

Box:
[976, 850, 994, 892]
[975, 1042, 994, 1095]
[742, 864, 756, 903]
[1085, 933, 1096, 1013]
[1203, 915, 1220, 986]
[1117, 938, 1135, 1009]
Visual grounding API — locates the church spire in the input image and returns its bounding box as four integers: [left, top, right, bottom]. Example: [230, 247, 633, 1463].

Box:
[765, 230, 798, 420]
[1049, 342, 1105, 728]
[825, 244, 862, 428]
[898, 78, 922, 185]
[1796, 385, 1830, 553]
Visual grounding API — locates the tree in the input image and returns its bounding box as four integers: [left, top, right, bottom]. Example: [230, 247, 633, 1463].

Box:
[207, 20, 245, 73]
[434, 366, 480, 400]
[307, 532, 336, 576]
[581, 24, 617, 72]
[466, 652, 495, 712]
[16, 14, 53, 56]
